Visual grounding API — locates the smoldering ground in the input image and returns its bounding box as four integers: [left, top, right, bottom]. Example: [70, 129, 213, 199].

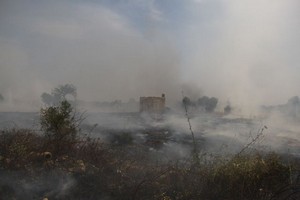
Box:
[1, 96, 300, 199]
[0, 170, 75, 200]
[1, 97, 300, 160]
[80, 93, 300, 158]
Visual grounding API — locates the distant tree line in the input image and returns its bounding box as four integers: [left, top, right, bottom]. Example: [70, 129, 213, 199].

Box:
[182, 96, 218, 112]
[261, 96, 300, 120]
[182, 96, 232, 114]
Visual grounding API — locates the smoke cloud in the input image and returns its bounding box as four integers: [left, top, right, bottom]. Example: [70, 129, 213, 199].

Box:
[0, 0, 181, 111]
[0, 0, 300, 113]
[183, 0, 300, 113]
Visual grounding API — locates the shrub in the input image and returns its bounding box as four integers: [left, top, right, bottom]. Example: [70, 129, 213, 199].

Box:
[0, 128, 299, 200]
[40, 100, 78, 155]
[206, 153, 291, 200]
[0, 129, 43, 169]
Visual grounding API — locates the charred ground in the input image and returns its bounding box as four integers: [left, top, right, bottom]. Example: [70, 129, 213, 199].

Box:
[0, 101, 300, 199]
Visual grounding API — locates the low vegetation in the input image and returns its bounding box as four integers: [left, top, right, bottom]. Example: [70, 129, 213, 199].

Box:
[0, 101, 299, 200]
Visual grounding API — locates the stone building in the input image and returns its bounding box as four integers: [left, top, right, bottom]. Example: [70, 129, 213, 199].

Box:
[139, 94, 165, 114]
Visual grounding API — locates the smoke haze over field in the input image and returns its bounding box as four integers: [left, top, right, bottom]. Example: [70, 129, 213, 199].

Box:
[0, 0, 300, 111]
[1, 2, 300, 198]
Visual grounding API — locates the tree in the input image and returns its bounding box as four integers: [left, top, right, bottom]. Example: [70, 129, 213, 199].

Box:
[182, 96, 192, 107]
[287, 96, 300, 106]
[0, 94, 3, 102]
[52, 84, 77, 101]
[41, 93, 54, 105]
[205, 97, 218, 112]
[198, 96, 218, 112]
[41, 84, 77, 106]
[197, 96, 209, 107]
[40, 100, 79, 155]
[224, 105, 232, 115]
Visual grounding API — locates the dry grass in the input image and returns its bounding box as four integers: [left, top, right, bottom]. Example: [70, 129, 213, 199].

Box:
[0, 129, 299, 200]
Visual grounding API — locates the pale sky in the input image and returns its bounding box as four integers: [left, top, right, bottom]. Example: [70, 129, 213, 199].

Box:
[0, 0, 300, 111]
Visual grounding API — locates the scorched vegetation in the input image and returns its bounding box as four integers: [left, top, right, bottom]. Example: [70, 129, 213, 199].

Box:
[0, 101, 299, 200]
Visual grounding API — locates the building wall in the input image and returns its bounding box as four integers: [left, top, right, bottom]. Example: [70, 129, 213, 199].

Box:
[139, 95, 165, 114]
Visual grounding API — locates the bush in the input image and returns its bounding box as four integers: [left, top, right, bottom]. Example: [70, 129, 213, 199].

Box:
[0, 128, 299, 199]
[0, 129, 43, 169]
[40, 100, 78, 155]
[207, 153, 291, 200]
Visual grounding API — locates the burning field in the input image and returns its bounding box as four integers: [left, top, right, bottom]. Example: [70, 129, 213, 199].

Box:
[1, 0, 300, 199]
[0, 98, 300, 199]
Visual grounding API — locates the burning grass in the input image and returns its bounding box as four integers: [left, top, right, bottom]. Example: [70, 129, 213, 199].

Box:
[0, 128, 299, 200]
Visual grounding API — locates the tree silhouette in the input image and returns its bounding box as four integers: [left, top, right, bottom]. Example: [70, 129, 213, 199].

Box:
[0, 94, 4, 102]
[41, 84, 77, 106]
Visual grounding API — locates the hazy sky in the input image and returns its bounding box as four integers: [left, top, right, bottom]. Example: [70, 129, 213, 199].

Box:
[0, 0, 300, 110]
